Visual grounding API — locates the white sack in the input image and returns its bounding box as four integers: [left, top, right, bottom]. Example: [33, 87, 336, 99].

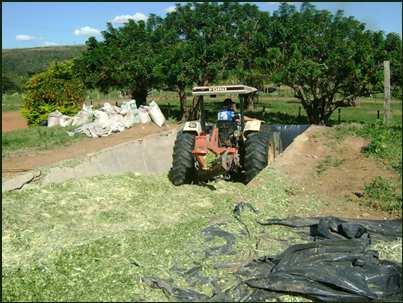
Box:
[108, 114, 126, 133]
[72, 122, 111, 138]
[102, 102, 121, 115]
[120, 100, 137, 114]
[72, 104, 93, 127]
[59, 115, 73, 127]
[120, 100, 140, 126]
[148, 101, 166, 127]
[122, 113, 136, 128]
[93, 110, 110, 128]
[47, 110, 63, 128]
[139, 106, 151, 124]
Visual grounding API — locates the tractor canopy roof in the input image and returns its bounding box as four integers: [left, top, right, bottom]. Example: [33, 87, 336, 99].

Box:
[192, 85, 257, 96]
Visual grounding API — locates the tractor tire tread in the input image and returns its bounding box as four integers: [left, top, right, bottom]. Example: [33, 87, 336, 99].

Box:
[169, 132, 196, 186]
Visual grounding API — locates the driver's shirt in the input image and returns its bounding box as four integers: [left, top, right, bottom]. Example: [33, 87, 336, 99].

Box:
[217, 109, 235, 121]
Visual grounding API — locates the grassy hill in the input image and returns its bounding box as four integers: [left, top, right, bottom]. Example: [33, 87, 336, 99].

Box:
[2, 45, 86, 91]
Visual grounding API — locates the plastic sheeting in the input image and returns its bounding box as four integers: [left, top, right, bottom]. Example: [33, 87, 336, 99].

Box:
[141, 204, 402, 302]
[264, 124, 310, 151]
[258, 216, 402, 242]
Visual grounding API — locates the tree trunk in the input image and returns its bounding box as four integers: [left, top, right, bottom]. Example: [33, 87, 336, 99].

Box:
[303, 102, 322, 125]
[178, 86, 189, 121]
[245, 94, 254, 111]
[189, 95, 202, 120]
[130, 88, 148, 108]
[188, 79, 209, 120]
[303, 100, 333, 126]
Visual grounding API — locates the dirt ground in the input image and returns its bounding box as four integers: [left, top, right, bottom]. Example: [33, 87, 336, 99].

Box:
[2, 111, 28, 132]
[272, 125, 400, 220]
[2, 123, 177, 179]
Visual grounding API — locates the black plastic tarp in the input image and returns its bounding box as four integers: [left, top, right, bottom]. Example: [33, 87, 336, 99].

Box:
[141, 204, 402, 302]
[265, 124, 310, 151]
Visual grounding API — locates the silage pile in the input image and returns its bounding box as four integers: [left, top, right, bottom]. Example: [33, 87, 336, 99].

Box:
[2, 169, 401, 302]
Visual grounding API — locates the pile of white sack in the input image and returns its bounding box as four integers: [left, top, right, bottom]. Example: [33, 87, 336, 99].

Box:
[47, 100, 166, 138]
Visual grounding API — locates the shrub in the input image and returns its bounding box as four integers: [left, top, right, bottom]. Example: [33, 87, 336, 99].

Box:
[363, 176, 401, 212]
[22, 60, 84, 126]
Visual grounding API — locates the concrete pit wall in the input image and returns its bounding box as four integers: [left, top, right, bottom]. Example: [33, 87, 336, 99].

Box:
[2, 129, 178, 192]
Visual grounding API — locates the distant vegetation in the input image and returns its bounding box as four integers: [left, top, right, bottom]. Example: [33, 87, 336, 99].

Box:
[76, 2, 401, 124]
[2, 45, 85, 93]
[2, 3, 401, 126]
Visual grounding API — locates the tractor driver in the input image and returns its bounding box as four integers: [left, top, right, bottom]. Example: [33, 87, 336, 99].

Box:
[217, 98, 255, 123]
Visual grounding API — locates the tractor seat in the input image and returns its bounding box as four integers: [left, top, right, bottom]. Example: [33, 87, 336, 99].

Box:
[216, 120, 238, 147]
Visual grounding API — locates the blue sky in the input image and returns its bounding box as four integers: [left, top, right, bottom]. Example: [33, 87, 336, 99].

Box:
[2, 2, 402, 49]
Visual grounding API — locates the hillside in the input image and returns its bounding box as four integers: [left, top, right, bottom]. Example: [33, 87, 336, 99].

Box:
[2, 45, 86, 90]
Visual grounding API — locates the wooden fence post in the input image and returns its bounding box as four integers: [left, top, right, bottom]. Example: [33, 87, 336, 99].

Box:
[383, 60, 391, 125]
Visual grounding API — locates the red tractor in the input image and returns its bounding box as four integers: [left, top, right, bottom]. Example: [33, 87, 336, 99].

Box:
[169, 85, 282, 185]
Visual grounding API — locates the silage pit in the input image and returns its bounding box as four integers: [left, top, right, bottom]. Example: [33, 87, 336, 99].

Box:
[2, 125, 310, 192]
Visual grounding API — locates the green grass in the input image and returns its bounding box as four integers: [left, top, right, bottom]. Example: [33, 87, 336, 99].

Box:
[2, 93, 23, 111]
[2, 126, 85, 158]
[333, 121, 402, 175]
[316, 155, 345, 175]
[363, 176, 402, 213]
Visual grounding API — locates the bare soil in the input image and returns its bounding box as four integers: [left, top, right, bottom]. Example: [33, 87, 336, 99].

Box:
[2, 111, 28, 132]
[2, 123, 177, 179]
[272, 125, 400, 220]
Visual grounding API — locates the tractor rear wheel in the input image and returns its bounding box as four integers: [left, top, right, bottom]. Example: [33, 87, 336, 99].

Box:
[243, 130, 271, 184]
[169, 132, 196, 186]
[242, 124, 282, 183]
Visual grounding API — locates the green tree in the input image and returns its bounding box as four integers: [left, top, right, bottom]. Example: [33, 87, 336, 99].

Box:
[269, 3, 387, 125]
[2, 74, 20, 93]
[226, 3, 272, 109]
[162, 2, 237, 119]
[155, 39, 194, 120]
[76, 15, 164, 107]
[22, 60, 84, 125]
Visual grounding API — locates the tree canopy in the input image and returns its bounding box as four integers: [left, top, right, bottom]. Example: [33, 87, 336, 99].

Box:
[75, 2, 401, 124]
[76, 15, 164, 107]
[266, 3, 392, 124]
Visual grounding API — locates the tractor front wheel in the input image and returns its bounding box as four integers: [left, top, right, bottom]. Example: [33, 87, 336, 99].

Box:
[169, 132, 196, 186]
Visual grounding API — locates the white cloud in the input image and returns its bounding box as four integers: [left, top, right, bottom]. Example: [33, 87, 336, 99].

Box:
[165, 6, 176, 13]
[111, 12, 148, 24]
[266, 2, 280, 5]
[74, 26, 101, 36]
[16, 34, 35, 41]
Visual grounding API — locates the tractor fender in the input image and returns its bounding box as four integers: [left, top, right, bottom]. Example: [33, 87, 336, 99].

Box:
[243, 120, 262, 137]
[183, 121, 202, 135]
